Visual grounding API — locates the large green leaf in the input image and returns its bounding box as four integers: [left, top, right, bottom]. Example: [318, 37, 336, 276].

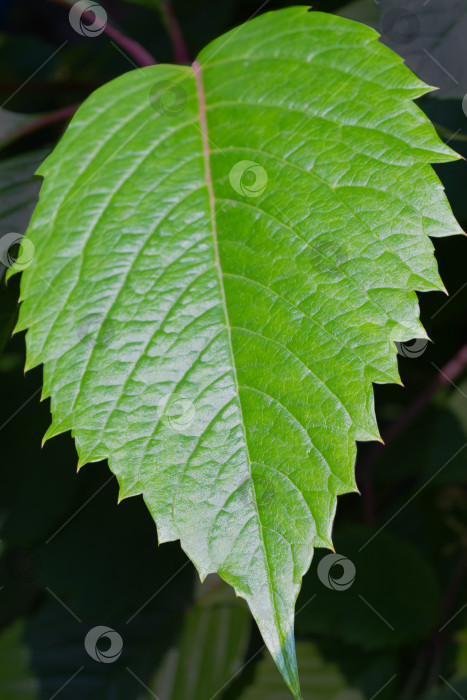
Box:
[13, 7, 461, 697]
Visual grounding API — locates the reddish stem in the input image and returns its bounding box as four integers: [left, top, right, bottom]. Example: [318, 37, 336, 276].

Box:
[7, 103, 80, 144]
[45, 0, 156, 67]
[401, 549, 467, 699]
[102, 21, 156, 67]
[162, 0, 190, 63]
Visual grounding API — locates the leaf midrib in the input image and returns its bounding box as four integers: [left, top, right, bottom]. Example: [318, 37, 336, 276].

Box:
[192, 58, 295, 688]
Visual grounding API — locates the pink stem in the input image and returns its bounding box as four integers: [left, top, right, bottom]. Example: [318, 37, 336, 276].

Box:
[102, 21, 156, 67]
[45, 1, 157, 68]
[8, 103, 80, 143]
[162, 0, 190, 63]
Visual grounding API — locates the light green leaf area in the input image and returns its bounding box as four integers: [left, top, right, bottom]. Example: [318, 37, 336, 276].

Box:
[0, 621, 38, 700]
[13, 7, 461, 697]
[148, 577, 251, 699]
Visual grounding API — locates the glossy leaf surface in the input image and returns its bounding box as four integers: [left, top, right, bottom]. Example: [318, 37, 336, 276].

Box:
[14, 8, 461, 696]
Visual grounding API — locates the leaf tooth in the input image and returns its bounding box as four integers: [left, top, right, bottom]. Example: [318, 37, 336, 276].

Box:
[11, 315, 27, 337]
[4, 266, 19, 284]
[320, 535, 335, 551]
[40, 385, 50, 402]
[23, 353, 41, 373]
[113, 473, 128, 504]
[115, 477, 140, 503]
[42, 419, 67, 445]
[354, 424, 381, 443]
[76, 454, 88, 470]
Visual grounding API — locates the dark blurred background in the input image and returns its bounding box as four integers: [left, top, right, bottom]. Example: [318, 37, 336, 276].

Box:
[1, 1, 467, 698]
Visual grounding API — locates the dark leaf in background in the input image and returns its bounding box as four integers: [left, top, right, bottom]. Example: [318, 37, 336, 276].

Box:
[296, 527, 441, 651]
[339, 0, 467, 98]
